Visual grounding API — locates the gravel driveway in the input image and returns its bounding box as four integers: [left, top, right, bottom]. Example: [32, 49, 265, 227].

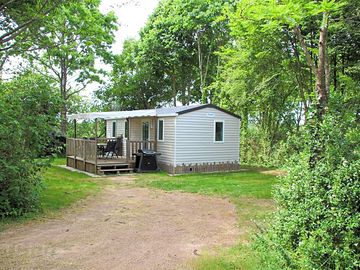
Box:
[0, 176, 239, 270]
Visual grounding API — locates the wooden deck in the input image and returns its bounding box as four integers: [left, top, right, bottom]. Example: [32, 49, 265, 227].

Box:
[67, 156, 131, 165]
[66, 155, 134, 175]
[66, 138, 156, 175]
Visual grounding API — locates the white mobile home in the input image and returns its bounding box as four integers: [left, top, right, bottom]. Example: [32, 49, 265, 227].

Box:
[67, 104, 241, 174]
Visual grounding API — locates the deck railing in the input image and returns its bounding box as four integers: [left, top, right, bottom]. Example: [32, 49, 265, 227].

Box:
[66, 138, 156, 162]
[66, 138, 97, 162]
[128, 140, 156, 160]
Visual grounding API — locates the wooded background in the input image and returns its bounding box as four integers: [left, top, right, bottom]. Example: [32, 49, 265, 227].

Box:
[0, 0, 359, 269]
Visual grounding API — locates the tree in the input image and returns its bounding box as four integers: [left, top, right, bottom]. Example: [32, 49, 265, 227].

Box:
[221, 1, 360, 268]
[0, 0, 64, 55]
[97, 39, 173, 110]
[0, 71, 61, 217]
[139, 0, 234, 105]
[29, 0, 117, 136]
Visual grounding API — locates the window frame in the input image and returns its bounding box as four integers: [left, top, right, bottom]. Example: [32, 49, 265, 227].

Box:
[125, 120, 129, 139]
[157, 119, 164, 141]
[112, 121, 117, 138]
[214, 120, 224, 143]
[142, 121, 150, 141]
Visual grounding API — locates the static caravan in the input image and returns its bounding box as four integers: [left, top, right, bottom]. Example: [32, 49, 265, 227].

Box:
[67, 104, 241, 174]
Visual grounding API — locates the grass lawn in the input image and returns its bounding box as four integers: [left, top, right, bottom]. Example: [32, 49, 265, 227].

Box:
[135, 168, 279, 270]
[0, 158, 101, 231]
[40, 165, 100, 212]
[136, 170, 275, 199]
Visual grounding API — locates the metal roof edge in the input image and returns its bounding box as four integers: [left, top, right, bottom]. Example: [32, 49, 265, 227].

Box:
[176, 104, 242, 120]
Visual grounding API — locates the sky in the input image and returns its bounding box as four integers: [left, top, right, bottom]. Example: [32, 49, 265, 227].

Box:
[100, 0, 160, 55]
[82, 0, 159, 98]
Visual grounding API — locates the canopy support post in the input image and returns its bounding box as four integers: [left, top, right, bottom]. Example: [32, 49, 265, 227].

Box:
[126, 117, 131, 163]
[95, 118, 98, 174]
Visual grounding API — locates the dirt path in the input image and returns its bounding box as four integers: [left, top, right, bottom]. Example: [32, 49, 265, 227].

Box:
[0, 176, 239, 270]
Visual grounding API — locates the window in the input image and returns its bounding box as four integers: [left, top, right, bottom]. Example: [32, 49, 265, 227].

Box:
[214, 121, 224, 142]
[125, 121, 129, 138]
[158, 119, 164, 141]
[142, 122, 149, 140]
[112, 121, 116, 137]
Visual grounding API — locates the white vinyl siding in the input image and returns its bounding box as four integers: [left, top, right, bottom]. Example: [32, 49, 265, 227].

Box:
[127, 117, 156, 141]
[156, 116, 175, 165]
[106, 119, 126, 139]
[174, 107, 240, 165]
[106, 119, 127, 156]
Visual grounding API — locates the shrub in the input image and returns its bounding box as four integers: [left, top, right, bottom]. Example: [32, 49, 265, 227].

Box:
[254, 113, 360, 269]
[0, 72, 61, 218]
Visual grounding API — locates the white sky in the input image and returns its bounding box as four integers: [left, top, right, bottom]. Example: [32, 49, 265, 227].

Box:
[83, 0, 159, 98]
[100, 0, 159, 55]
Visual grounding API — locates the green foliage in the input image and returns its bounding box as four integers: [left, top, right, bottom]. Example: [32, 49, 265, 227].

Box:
[255, 111, 360, 269]
[0, 72, 61, 218]
[97, 39, 173, 110]
[27, 0, 117, 135]
[215, 1, 360, 268]
[0, 0, 63, 55]
[0, 163, 100, 231]
[98, 0, 234, 108]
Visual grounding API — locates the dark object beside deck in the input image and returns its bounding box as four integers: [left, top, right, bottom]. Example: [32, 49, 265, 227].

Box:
[133, 149, 161, 172]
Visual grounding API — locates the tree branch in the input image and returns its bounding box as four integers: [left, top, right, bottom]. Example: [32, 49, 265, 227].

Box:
[294, 26, 317, 76]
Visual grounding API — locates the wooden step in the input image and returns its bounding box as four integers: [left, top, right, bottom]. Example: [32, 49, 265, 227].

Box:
[98, 163, 131, 168]
[98, 168, 134, 172]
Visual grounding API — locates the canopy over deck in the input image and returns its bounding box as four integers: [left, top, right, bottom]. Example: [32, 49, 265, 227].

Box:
[68, 104, 206, 121]
[68, 109, 157, 121]
[68, 104, 241, 121]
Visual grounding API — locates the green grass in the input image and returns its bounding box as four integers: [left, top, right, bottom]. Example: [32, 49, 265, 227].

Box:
[0, 161, 101, 231]
[136, 170, 276, 199]
[50, 157, 66, 166]
[192, 244, 262, 270]
[135, 168, 279, 270]
[40, 165, 100, 211]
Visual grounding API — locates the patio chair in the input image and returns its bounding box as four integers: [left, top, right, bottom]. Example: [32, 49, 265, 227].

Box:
[104, 140, 117, 158]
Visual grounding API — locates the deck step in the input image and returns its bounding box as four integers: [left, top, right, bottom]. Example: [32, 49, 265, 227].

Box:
[98, 168, 134, 172]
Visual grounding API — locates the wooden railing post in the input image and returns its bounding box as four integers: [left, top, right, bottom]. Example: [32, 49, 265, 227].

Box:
[126, 139, 130, 162]
[73, 119, 77, 168]
[83, 140, 86, 162]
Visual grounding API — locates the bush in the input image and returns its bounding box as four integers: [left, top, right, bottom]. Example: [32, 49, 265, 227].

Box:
[240, 126, 295, 168]
[0, 72, 61, 218]
[254, 113, 360, 269]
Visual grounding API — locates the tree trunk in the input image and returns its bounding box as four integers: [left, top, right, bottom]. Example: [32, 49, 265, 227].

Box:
[309, 12, 329, 167]
[333, 53, 337, 91]
[60, 58, 68, 137]
[315, 12, 329, 122]
[171, 74, 177, 106]
[197, 32, 208, 104]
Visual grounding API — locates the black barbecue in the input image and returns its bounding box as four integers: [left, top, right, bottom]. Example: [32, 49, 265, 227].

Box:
[133, 149, 161, 172]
